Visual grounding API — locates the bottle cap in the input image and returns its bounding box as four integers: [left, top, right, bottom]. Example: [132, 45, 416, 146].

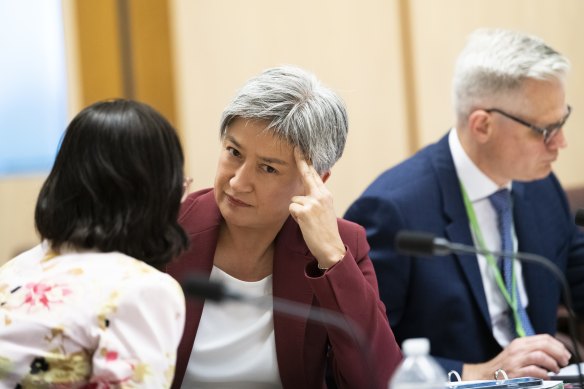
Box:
[402, 338, 430, 356]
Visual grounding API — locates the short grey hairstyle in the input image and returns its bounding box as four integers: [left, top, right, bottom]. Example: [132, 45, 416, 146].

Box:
[219, 66, 348, 174]
[453, 28, 570, 123]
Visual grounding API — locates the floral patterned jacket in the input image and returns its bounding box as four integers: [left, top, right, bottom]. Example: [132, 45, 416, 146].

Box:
[0, 243, 185, 388]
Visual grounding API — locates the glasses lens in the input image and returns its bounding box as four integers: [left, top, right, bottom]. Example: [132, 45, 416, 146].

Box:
[544, 129, 554, 144]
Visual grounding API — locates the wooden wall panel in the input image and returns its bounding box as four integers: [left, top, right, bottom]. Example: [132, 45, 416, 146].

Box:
[75, 0, 123, 104]
[74, 0, 177, 128]
[128, 0, 177, 126]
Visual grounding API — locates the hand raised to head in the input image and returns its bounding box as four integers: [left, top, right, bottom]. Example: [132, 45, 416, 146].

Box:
[289, 148, 345, 269]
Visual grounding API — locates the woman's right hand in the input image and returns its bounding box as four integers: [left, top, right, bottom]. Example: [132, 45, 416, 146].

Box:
[289, 148, 346, 269]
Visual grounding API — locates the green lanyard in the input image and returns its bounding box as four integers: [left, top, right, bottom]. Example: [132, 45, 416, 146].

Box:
[460, 183, 527, 337]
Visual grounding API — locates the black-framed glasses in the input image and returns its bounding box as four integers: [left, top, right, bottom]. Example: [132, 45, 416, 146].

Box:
[484, 105, 572, 144]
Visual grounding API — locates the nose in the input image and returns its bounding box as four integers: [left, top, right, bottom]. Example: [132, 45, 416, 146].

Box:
[229, 163, 253, 192]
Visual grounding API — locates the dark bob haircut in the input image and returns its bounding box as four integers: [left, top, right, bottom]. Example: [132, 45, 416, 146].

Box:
[35, 99, 188, 268]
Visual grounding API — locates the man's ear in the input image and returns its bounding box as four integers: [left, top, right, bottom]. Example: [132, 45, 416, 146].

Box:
[467, 110, 492, 143]
[321, 171, 331, 183]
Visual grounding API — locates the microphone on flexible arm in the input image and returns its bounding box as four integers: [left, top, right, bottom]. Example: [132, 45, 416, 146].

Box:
[181, 274, 377, 388]
[395, 230, 584, 385]
[182, 273, 365, 337]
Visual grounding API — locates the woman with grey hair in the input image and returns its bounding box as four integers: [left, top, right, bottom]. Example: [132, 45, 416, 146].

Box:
[167, 66, 402, 388]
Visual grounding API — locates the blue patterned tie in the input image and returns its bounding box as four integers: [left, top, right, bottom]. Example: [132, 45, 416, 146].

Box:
[489, 189, 535, 337]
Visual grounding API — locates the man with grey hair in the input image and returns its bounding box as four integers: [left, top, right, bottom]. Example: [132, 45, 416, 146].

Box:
[168, 65, 402, 388]
[345, 28, 583, 380]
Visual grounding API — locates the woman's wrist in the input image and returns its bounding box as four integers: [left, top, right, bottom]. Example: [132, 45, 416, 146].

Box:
[317, 249, 346, 271]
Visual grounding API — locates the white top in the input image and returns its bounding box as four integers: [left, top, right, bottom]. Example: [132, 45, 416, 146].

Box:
[0, 243, 185, 388]
[183, 266, 282, 388]
[449, 128, 530, 347]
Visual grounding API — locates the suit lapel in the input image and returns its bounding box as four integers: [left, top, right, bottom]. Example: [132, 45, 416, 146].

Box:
[512, 184, 549, 332]
[431, 135, 492, 329]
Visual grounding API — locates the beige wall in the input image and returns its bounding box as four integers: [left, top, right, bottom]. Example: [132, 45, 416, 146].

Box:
[2, 0, 584, 263]
[169, 0, 411, 215]
[0, 178, 44, 260]
[170, 0, 584, 217]
[407, 0, 584, 187]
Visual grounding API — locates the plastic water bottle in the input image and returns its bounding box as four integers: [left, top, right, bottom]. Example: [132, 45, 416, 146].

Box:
[389, 338, 447, 389]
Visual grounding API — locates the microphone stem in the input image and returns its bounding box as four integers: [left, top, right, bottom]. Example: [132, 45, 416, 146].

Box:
[238, 294, 376, 388]
[182, 275, 377, 387]
[511, 251, 582, 387]
[241, 295, 366, 342]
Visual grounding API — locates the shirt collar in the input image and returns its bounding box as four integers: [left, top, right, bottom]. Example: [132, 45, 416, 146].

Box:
[448, 128, 512, 202]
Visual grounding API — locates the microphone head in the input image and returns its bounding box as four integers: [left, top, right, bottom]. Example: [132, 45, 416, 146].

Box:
[395, 230, 437, 256]
[575, 209, 584, 227]
[181, 273, 227, 302]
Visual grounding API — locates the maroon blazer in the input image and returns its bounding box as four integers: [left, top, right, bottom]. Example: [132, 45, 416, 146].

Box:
[167, 189, 402, 388]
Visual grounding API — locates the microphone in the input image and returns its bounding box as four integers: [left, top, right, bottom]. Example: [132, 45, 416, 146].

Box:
[395, 230, 583, 385]
[181, 273, 244, 302]
[395, 230, 458, 256]
[575, 209, 584, 227]
[181, 273, 376, 388]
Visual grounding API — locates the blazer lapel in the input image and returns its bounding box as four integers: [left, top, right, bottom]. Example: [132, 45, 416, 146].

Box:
[272, 217, 317, 386]
[431, 135, 492, 329]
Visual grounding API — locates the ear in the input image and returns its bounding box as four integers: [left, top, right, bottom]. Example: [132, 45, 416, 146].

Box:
[467, 109, 493, 144]
[321, 171, 331, 183]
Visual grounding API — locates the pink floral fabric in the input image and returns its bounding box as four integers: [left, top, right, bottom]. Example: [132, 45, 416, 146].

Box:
[0, 243, 185, 388]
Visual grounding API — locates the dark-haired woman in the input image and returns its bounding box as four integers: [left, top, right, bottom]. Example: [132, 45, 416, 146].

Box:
[0, 99, 188, 387]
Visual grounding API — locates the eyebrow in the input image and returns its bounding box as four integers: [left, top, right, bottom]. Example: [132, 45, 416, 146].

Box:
[224, 135, 289, 166]
[545, 116, 567, 129]
[540, 106, 571, 128]
[260, 156, 289, 166]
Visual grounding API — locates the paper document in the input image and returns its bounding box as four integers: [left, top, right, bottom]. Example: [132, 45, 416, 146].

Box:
[550, 363, 584, 376]
[549, 362, 584, 385]
[448, 379, 563, 388]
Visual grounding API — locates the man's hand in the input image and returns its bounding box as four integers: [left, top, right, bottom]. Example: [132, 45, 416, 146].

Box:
[462, 334, 571, 380]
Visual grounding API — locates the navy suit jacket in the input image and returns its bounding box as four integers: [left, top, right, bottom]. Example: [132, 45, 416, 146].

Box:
[344, 134, 584, 374]
[167, 188, 401, 389]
